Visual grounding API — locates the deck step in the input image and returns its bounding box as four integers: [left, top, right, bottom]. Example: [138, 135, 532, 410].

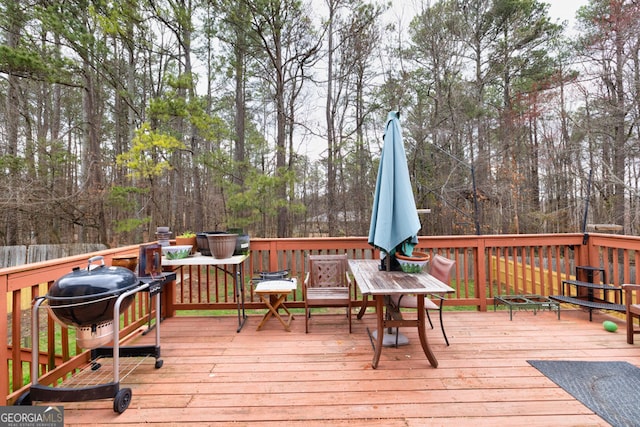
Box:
[549, 295, 625, 312]
[561, 279, 620, 291]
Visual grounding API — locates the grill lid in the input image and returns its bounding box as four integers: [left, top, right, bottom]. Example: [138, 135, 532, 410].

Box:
[48, 256, 138, 299]
[47, 256, 139, 327]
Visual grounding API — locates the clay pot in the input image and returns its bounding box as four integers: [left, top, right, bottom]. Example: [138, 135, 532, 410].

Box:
[206, 233, 238, 259]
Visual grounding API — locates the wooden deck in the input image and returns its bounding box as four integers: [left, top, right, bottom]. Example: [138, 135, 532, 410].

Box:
[48, 307, 639, 426]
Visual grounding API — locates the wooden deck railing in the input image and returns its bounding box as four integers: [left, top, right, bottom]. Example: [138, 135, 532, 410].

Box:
[3, 233, 640, 405]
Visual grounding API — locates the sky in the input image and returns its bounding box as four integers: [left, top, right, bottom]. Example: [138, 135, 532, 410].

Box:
[389, 1, 590, 30]
[545, 0, 589, 30]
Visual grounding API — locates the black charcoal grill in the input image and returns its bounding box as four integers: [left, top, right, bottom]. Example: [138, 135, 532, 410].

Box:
[47, 256, 139, 348]
[19, 257, 175, 413]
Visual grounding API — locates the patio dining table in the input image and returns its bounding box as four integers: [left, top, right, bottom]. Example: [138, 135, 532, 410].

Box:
[348, 259, 454, 369]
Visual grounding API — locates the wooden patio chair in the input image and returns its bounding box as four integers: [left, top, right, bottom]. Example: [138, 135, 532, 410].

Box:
[623, 284, 640, 344]
[391, 253, 455, 346]
[303, 254, 352, 333]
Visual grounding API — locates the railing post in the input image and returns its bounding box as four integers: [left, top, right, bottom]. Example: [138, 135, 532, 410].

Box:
[587, 239, 603, 282]
[269, 239, 279, 272]
[0, 274, 8, 403]
[576, 237, 595, 282]
[476, 238, 487, 311]
[164, 275, 176, 318]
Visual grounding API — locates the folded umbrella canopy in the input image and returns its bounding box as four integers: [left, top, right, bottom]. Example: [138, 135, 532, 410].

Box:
[368, 111, 421, 264]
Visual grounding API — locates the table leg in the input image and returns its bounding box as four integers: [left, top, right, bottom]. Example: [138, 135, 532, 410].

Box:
[357, 294, 369, 319]
[416, 296, 438, 368]
[257, 294, 280, 330]
[371, 295, 384, 369]
[277, 299, 293, 317]
[235, 266, 248, 332]
[256, 293, 294, 331]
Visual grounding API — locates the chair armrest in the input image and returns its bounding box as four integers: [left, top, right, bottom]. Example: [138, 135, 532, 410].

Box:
[303, 272, 310, 288]
[344, 272, 352, 288]
[303, 272, 310, 298]
[623, 284, 640, 308]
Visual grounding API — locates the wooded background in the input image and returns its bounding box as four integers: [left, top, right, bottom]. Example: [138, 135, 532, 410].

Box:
[1, 0, 639, 247]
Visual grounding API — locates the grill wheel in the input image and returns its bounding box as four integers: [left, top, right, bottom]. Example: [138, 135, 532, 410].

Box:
[113, 388, 132, 413]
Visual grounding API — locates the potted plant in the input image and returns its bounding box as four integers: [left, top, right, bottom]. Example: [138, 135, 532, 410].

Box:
[395, 251, 430, 273]
[175, 231, 197, 254]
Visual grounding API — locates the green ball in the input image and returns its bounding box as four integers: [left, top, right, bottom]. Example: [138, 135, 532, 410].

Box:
[603, 320, 618, 332]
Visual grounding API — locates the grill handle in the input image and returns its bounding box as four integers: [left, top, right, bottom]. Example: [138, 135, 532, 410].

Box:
[87, 255, 105, 270]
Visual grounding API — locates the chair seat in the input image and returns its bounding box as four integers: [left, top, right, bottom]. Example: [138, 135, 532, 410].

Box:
[306, 288, 350, 306]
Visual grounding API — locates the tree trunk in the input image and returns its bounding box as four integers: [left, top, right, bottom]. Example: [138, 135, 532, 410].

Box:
[83, 64, 108, 244]
[325, 0, 337, 237]
[4, 1, 22, 245]
[613, 10, 627, 231]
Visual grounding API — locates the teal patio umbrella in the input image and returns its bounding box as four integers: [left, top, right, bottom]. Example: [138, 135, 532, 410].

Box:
[368, 111, 421, 269]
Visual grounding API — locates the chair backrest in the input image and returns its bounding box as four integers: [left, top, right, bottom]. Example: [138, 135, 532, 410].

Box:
[307, 254, 348, 288]
[430, 254, 455, 285]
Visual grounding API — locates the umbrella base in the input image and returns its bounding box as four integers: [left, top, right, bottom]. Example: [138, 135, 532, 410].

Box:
[372, 328, 409, 347]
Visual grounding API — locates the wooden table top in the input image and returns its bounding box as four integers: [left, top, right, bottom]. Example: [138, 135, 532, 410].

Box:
[161, 253, 248, 266]
[348, 259, 454, 296]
